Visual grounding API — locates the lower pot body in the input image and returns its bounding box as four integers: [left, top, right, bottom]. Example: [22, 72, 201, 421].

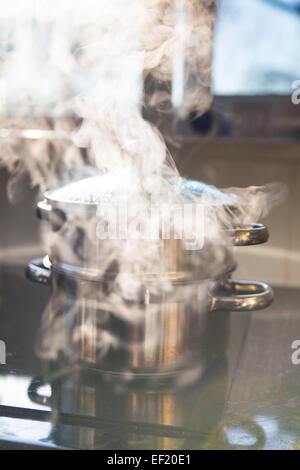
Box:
[27, 258, 273, 381]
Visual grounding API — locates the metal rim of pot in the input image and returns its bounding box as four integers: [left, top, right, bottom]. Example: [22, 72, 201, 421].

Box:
[26, 256, 274, 312]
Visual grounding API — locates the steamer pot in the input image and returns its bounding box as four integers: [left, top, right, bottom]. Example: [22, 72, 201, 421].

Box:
[26, 176, 273, 378]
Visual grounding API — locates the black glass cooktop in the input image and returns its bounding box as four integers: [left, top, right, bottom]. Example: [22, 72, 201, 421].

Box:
[0, 264, 300, 450]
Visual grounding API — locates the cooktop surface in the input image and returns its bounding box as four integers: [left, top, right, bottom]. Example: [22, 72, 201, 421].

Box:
[0, 264, 300, 450]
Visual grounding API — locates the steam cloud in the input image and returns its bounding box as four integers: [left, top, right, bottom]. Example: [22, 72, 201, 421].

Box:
[0, 0, 216, 199]
[0, 1, 286, 380]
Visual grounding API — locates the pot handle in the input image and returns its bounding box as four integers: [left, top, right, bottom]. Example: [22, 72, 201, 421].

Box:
[28, 378, 51, 407]
[37, 200, 66, 232]
[26, 258, 51, 286]
[230, 223, 269, 247]
[211, 280, 274, 312]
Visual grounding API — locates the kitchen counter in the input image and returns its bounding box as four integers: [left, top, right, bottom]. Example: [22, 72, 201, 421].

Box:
[0, 264, 300, 450]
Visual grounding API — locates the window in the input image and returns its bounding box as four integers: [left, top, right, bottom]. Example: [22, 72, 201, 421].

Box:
[213, 0, 300, 94]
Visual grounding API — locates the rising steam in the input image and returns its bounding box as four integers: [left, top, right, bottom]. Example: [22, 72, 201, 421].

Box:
[0, 1, 285, 379]
[0, 0, 215, 200]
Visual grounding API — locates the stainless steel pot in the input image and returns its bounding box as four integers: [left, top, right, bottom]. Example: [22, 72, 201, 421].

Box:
[27, 257, 273, 380]
[27, 176, 274, 379]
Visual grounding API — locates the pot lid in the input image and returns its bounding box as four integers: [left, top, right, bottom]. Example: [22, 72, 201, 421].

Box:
[179, 178, 235, 206]
[46, 173, 236, 207]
